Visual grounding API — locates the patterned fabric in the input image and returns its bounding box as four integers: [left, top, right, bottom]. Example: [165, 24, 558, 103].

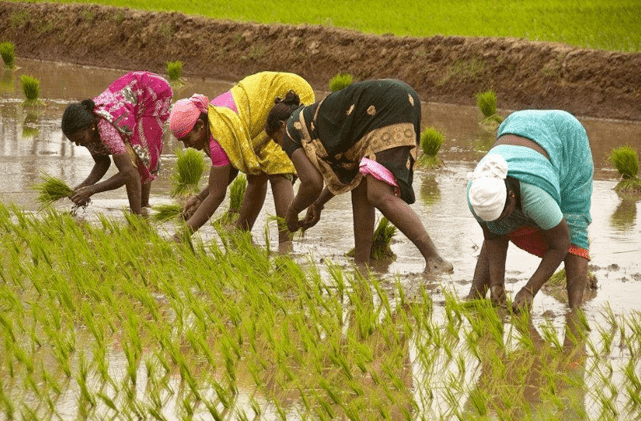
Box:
[283, 79, 420, 203]
[482, 110, 593, 251]
[207, 71, 315, 175]
[92, 71, 173, 183]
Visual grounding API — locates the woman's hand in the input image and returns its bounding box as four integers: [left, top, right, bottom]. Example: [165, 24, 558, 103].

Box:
[512, 287, 534, 313]
[301, 202, 323, 231]
[71, 186, 94, 206]
[181, 195, 202, 220]
[285, 205, 302, 232]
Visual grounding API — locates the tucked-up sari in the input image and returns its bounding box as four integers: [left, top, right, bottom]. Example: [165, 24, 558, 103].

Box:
[206, 71, 315, 175]
[85, 71, 173, 184]
[476, 110, 593, 259]
[282, 79, 420, 203]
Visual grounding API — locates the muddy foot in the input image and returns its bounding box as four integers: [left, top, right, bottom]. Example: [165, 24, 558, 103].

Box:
[424, 256, 454, 274]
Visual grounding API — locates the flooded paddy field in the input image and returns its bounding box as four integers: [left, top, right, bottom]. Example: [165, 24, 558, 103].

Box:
[1, 59, 641, 420]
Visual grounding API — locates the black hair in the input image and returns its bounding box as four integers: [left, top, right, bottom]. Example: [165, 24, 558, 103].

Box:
[265, 90, 301, 136]
[61, 99, 96, 138]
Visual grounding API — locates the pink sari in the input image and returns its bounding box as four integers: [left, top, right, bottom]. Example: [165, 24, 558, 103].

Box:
[91, 71, 173, 183]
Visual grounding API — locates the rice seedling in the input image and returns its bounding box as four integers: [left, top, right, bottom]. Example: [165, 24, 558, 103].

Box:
[345, 217, 396, 261]
[31, 173, 73, 207]
[171, 147, 205, 197]
[475, 90, 503, 125]
[329, 72, 353, 92]
[20, 74, 43, 106]
[417, 127, 444, 168]
[166, 60, 184, 86]
[609, 145, 641, 194]
[0, 41, 15, 69]
[151, 203, 183, 222]
[216, 173, 247, 225]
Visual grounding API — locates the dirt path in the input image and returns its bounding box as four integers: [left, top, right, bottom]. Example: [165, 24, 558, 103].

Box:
[1, 2, 640, 121]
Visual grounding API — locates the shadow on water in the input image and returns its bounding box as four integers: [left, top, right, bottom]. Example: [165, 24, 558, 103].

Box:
[2, 58, 641, 419]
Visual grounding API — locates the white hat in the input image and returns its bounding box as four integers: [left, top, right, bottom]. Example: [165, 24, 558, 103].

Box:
[467, 155, 509, 221]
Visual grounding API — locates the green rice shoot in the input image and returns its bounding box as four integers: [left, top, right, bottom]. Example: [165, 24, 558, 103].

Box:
[31, 173, 73, 207]
[171, 147, 205, 197]
[216, 173, 247, 225]
[0, 41, 15, 69]
[151, 203, 183, 222]
[166, 60, 184, 86]
[329, 73, 353, 92]
[476, 90, 503, 125]
[609, 145, 639, 179]
[609, 145, 641, 193]
[346, 217, 397, 261]
[20, 74, 43, 106]
[417, 127, 444, 168]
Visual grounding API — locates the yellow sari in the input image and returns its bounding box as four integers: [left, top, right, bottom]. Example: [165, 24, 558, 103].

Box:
[208, 72, 315, 175]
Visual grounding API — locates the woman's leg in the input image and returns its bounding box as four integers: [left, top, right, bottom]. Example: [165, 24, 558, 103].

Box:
[141, 181, 152, 208]
[236, 173, 268, 232]
[269, 174, 295, 245]
[564, 252, 588, 308]
[364, 175, 453, 273]
[351, 179, 376, 264]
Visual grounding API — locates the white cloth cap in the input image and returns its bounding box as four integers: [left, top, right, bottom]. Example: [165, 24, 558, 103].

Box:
[467, 155, 509, 221]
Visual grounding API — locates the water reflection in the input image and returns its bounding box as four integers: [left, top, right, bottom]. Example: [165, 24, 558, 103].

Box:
[610, 198, 637, 231]
[419, 173, 441, 206]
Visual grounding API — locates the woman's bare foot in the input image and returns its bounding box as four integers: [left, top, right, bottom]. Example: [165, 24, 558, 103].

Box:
[424, 256, 454, 274]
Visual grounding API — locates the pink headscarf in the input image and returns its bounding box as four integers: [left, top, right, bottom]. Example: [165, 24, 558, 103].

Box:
[169, 94, 210, 139]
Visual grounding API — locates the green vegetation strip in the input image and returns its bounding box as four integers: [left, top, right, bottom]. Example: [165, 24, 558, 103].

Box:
[0, 202, 640, 419]
[10, 0, 641, 51]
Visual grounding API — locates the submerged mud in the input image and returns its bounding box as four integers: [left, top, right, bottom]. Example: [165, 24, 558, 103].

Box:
[1, 1, 640, 121]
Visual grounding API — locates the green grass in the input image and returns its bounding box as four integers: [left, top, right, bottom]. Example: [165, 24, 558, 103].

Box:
[1, 203, 640, 419]
[0, 41, 15, 69]
[20, 74, 43, 106]
[329, 72, 353, 92]
[10, 0, 641, 52]
[171, 147, 205, 197]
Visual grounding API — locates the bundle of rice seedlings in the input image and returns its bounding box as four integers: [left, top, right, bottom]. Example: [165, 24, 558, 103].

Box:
[329, 73, 353, 92]
[216, 173, 247, 225]
[32, 173, 73, 207]
[166, 60, 184, 86]
[171, 147, 205, 197]
[417, 127, 444, 168]
[476, 90, 503, 125]
[21, 74, 43, 106]
[0, 41, 15, 69]
[151, 203, 183, 222]
[609, 145, 641, 194]
[346, 217, 397, 261]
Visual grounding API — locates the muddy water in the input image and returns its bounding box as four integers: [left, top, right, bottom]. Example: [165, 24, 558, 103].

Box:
[2, 58, 641, 418]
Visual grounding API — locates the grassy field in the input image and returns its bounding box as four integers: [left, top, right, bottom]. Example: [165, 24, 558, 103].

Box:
[10, 0, 641, 52]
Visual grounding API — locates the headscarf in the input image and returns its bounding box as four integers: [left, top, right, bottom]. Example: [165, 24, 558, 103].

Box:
[467, 154, 509, 221]
[169, 94, 209, 138]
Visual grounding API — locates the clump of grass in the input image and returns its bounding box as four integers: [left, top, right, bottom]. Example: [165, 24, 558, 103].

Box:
[0, 41, 15, 69]
[31, 173, 73, 206]
[20, 74, 43, 106]
[329, 73, 353, 92]
[476, 90, 503, 125]
[151, 203, 183, 222]
[166, 60, 184, 87]
[609, 145, 641, 194]
[171, 147, 205, 197]
[417, 127, 444, 168]
[346, 217, 397, 261]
